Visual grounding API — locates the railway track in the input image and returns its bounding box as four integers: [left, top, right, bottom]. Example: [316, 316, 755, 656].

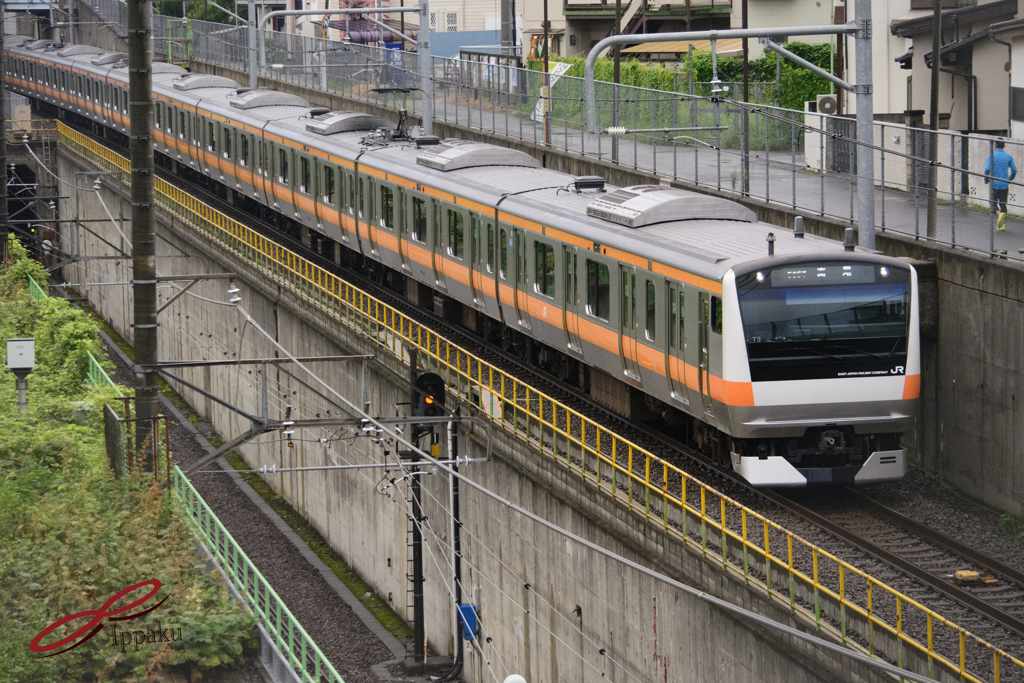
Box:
[67, 120, 1024, 680]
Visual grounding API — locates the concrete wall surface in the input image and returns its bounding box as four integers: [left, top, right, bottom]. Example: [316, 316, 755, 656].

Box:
[53, 143, 938, 683]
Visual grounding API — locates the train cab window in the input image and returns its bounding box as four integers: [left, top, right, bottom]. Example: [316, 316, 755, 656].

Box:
[223, 127, 232, 159]
[278, 148, 289, 184]
[500, 229, 508, 279]
[412, 197, 426, 242]
[486, 222, 494, 273]
[586, 261, 610, 320]
[379, 186, 394, 229]
[299, 157, 311, 194]
[711, 296, 722, 334]
[534, 242, 555, 298]
[179, 111, 186, 139]
[448, 209, 464, 258]
[323, 165, 335, 204]
[645, 279, 656, 341]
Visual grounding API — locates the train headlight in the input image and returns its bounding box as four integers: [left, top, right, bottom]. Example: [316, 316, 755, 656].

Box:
[879, 267, 889, 277]
[756, 271, 764, 282]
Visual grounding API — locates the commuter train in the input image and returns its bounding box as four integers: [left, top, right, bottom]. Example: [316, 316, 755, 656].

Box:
[3, 35, 921, 486]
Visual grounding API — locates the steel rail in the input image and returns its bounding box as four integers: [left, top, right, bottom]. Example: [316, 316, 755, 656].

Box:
[768, 492, 1024, 639]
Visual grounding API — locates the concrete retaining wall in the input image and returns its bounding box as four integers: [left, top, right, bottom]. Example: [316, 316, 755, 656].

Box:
[55, 143, 920, 683]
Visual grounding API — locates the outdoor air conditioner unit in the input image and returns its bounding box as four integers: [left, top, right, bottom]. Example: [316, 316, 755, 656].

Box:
[817, 93, 839, 116]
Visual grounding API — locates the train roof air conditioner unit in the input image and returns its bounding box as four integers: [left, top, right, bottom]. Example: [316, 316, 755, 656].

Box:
[816, 93, 838, 116]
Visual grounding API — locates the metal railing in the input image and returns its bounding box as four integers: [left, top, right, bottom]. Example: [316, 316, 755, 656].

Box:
[173, 466, 346, 683]
[143, 15, 1024, 263]
[58, 119, 1024, 683]
[87, 349, 122, 394]
[26, 273, 47, 301]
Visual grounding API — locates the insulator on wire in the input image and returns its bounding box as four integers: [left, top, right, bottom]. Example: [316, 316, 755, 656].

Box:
[605, 126, 627, 136]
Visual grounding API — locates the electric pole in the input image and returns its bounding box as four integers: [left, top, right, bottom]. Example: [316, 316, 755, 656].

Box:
[612, 0, 621, 163]
[927, 0, 941, 239]
[741, 0, 749, 196]
[128, 0, 159, 456]
[0, 26, 7, 263]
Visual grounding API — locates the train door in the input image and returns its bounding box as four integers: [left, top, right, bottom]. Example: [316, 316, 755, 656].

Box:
[497, 224, 515, 325]
[619, 266, 641, 381]
[481, 218, 501, 320]
[698, 292, 712, 410]
[430, 198, 446, 290]
[668, 284, 689, 405]
[563, 246, 582, 352]
[469, 214, 482, 305]
[397, 187, 411, 271]
[513, 229, 532, 329]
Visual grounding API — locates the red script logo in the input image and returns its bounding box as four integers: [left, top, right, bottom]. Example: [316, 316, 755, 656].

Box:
[29, 580, 168, 657]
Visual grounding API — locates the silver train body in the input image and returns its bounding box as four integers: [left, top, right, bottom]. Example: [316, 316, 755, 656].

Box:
[4, 36, 921, 486]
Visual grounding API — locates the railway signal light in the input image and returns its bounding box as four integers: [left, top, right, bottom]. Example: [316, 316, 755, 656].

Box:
[413, 372, 445, 439]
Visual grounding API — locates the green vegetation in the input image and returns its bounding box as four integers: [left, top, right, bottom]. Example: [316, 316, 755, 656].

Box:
[0, 242, 256, 682]
[527, 42, 836, 111]
[996, 513, 1024, 540]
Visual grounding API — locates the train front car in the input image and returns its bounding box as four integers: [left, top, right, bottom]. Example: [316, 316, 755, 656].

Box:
[721, 254, 920, 487]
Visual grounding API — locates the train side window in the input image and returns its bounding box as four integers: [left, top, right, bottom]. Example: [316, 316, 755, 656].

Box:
[379, 185, 394, 229]
[223, 127, 232, 159]
[412, 197, 426, 242]
[586, 260, 609, 320]
[486, 222, 494, 273]
[122, 90, 128, 114]
[299, 157, 311, 194]
[207, 122, 216, 153]
[447, 209, 464, 258]
[239, 134, 249, 166]
[500, 229, 508, 279]
[178, 111, 186, 139]
[645, 279, 656, 341]
[323, 165, 335, 204]
[278, 148, 289, 184]
[711, 296, 722, 334]
[534, 241, 555, 298]
[358, 177, 364, 218]
[671, 290, 685, 348]
[153, 104, 161, 129]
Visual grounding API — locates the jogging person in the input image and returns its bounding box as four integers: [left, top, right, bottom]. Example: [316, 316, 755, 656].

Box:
[984, 139, 1017, 230]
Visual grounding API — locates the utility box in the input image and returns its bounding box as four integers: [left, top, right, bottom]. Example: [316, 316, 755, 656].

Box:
[6, 338, 35, 377]
[457, 604, 478, 641]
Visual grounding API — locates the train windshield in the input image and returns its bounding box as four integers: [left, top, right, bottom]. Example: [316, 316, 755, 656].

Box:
[736, 262, 911, 382]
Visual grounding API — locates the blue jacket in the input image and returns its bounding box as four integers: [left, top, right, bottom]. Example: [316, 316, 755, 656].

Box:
[985, 148, 1017, 190]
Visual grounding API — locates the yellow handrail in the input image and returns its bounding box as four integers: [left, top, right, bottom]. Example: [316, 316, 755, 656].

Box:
[57, 120, 1024, 683]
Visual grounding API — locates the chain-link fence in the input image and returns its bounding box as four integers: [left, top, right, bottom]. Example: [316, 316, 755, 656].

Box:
[106, 14, 1021, 262]
[102, 398, 172, 485]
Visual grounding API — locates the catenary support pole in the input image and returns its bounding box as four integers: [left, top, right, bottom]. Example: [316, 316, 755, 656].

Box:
[612, 0, 621, 163]
[0, 26, 7, 263]
[248, 0, 257, 89]
[927, 0, 940, 239]
[741, 0, 749, 196]
[853, 0, 875, 248]
[128, 0, 159, 459]
[419, 0, 433, 136]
